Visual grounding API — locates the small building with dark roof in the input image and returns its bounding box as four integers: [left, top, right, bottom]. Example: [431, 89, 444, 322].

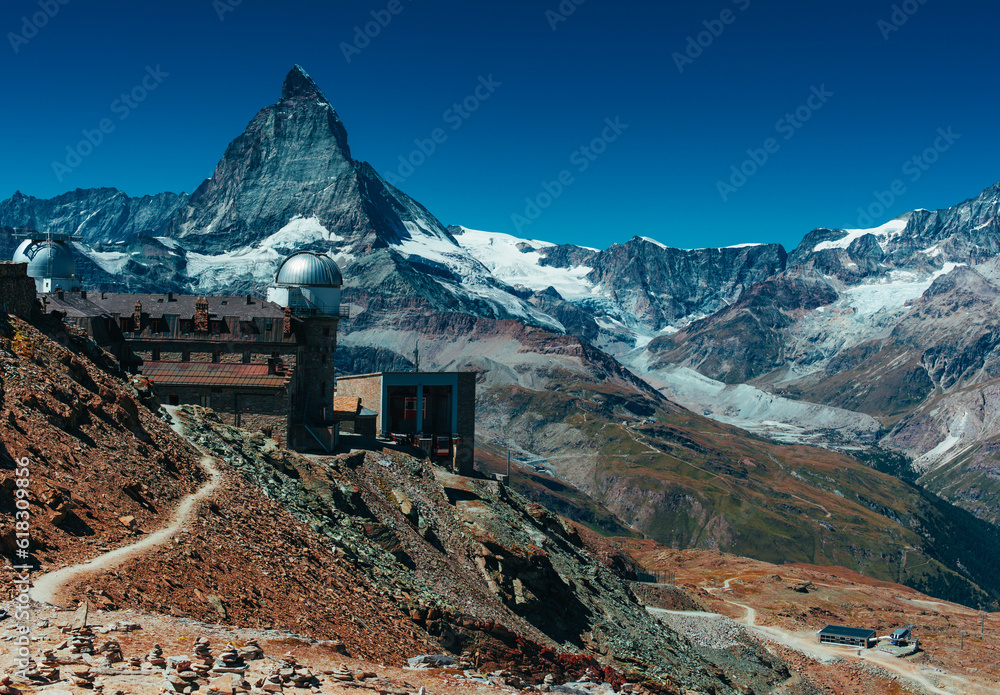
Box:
[336, 371, 476, 475]
[818, 625, 877, 648]
[890, 627, 911, 646]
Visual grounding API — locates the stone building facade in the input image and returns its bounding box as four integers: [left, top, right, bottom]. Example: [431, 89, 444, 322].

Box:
[0, 262, 38, 320]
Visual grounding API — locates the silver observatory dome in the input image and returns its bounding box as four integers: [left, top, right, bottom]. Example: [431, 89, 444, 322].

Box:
[15, 240, 77, 279]
[274, 252, 343, 287]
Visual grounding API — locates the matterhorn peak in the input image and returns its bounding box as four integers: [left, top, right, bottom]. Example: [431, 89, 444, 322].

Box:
[282, 64, 326, 101]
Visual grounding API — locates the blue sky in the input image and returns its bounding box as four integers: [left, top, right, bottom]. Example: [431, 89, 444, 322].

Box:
[1, 0, 997, 251]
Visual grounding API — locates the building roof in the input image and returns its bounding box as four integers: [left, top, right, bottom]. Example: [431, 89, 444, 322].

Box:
[142, 361, 292, 389]
[275, 252, 343, 287]
[77, 292, 287, 320]
[39, 292, 111, 319]
[891, 628, 911, 637]
[338, 371, 470, 380]
[332, 397, 362, 415]
[819, 625, 876, 639]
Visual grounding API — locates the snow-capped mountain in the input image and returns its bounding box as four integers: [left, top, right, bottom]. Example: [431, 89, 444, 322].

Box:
[6, 65, 1000, 528]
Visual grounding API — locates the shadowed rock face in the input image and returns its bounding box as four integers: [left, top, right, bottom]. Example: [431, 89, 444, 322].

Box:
[163, 65, 443, 256]
[646, 266, 840, 384]
[0, 189, 187, 245]
[579, 238, 788, 331]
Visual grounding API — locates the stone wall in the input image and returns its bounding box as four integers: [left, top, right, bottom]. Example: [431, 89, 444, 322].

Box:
[0, 262, 37, 320]
[162, 386, 291, 441]
[336, 374, 383, 430]
[296, 317, 339, 422]
[134, 346, 297, 367]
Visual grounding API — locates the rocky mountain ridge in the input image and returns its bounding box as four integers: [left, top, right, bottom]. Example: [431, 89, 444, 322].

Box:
[6, 65, 1000, 591]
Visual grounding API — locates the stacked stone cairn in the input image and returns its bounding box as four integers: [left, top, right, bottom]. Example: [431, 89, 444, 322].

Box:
[70, 627, 95, 654]
[127, 655, 143, 670]
[330, 664, 353, 682]
[191, 638, 213, 679]
[163, 658, 200, 694]
[70, 664, 95, 688]
[38, 649, 59, 681]
[212, 643, 246, 674]
[97, 639, 123, 667]
[237, 639, 264, 662]
[258, 672, 283, 693]
[259, 652, 316, 690]
[146, 644, 167, 669]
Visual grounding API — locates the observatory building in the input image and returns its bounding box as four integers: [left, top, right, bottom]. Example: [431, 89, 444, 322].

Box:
[36, 250, 347, 451]
[13, 234, 82, 293]
[14, 237, 476, 470]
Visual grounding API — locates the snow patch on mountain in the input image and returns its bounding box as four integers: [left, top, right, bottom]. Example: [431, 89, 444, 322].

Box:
[812, 218, 909, 253]
[79, 246, 131, 275]
[393, 223, 566, 331]
[453, 227, 597, 301]
[631, 362, 883, 448]
[842, 262, 966, 316]
[265, 216, 344, 247]
[183, 216, 347, 293]
[154, 236, 182, 252]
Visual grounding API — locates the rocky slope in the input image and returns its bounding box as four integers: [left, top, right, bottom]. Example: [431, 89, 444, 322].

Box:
[1, 312, 807, 693]
[0, 313, 207, 593]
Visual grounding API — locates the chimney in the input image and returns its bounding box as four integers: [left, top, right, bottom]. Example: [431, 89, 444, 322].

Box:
[267, 358, 277, 375]
[246, 294, 253, 305]
[101, 291, 106, 299]
[194, 297, 209, 331]
[133, 300, 142, 331]
[283, 306, 292, 334]
[57, 289, 65, 300]
[167, 291, 174, 302]
[80, 290, 87, 299]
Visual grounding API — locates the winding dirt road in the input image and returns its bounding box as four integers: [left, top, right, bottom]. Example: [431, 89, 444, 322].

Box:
[698, 576, 972, 695]
[31, 410, 222, 606]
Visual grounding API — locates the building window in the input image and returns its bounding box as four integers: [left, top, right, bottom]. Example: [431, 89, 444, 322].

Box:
[242, 351, 251, 364]
[200, 395, 210, 407]
[152, 348, 160, 361]
[212, 351, 220, 363]
[182, 351, 191, 362]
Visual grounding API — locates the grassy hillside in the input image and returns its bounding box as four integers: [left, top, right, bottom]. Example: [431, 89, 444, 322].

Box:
[477, 374, 1000, 610]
